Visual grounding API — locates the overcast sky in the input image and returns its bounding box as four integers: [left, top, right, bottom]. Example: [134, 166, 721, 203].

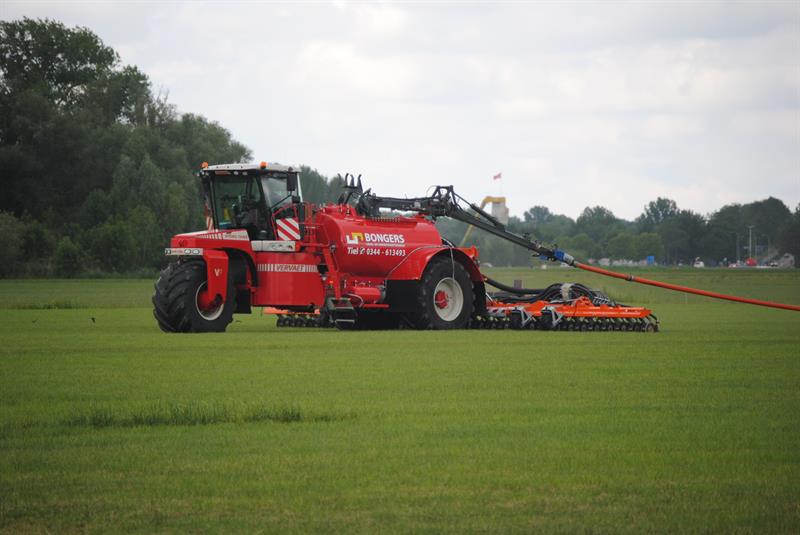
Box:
[3, 1, 798, 220]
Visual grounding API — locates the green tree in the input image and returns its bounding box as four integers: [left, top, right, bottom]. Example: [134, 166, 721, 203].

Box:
[636, 198, 678, 232]
[776, 204, 799, 262]
[1, 18, 252, 274]
[634, 233, 664, 262]
[575, 206, 621, 245]
[653, 209, 706, 264]
[0, 18, 117, 108]
[300, 166, 338, 205]
[706, 204, 743, 261]
[537, 214, 575, 242]
[523, 206, 552, 226]
[607, 232, 637, 260]
[83, 220, 135, 272]
[164, 113, 249, 169]
[743, 197, 791, 239]
[658, 219, 689, 264]
[1, 19, 150, 218]
[79, 189, 113, 228]
[0, 211, 23, 276]
[53, 236, 81, 277]
[20, 216, 55, 259]
[125, 206, 163, 269]
[560, 233, 599, 261]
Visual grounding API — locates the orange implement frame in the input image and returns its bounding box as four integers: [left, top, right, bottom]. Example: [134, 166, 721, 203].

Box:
[487, 296, 654, 319]
[477, 294, 659, 331]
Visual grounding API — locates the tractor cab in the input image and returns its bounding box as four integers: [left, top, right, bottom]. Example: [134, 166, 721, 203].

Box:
[200, 162, 302, 240]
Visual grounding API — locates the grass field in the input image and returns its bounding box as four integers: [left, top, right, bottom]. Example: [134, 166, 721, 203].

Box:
[1, 268, 799, 533]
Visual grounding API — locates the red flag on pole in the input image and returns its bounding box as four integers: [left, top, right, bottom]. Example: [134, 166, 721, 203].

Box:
[492, 172, 502, 180]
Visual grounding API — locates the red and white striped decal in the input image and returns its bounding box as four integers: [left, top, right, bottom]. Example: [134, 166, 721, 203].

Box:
[276, 218, 301, 241]
[197, 229, 250, 241]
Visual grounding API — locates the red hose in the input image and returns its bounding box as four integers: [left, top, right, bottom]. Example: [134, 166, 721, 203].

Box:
[574, 262, 800, 312]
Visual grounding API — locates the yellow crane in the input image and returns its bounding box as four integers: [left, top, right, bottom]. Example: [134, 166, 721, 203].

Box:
[459, 196, 508, 246]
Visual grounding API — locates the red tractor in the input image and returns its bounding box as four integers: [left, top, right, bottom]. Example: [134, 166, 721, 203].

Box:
[153, 162, 658, 333]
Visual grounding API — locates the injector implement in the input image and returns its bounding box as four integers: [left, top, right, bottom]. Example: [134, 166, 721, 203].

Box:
[153, 162, 798, 333]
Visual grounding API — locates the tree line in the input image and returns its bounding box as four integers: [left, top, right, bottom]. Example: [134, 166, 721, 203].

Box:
[1, 19, 797, 276]
[435, 196, 798, 267]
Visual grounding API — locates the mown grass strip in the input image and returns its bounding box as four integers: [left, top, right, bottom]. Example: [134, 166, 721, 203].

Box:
[9, 300, 82, 310]
[62, 401, 352, 428]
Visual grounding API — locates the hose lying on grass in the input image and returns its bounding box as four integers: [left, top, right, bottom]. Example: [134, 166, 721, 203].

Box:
[559, 257, 800, 312]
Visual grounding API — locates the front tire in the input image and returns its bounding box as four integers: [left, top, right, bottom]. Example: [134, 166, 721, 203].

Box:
[413, 258, 474, 329]
[152, 260, 236, 333]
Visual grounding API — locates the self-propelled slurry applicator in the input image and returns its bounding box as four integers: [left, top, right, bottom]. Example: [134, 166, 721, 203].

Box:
[153, 162, 799, 333]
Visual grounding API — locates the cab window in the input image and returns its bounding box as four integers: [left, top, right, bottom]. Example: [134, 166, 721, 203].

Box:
[261, 174, 293, 210]
[212, 176, 263, 229]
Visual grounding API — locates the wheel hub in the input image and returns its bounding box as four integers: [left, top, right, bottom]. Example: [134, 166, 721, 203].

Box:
[432, 277, 463, 321]
[195, 282, 224, 321]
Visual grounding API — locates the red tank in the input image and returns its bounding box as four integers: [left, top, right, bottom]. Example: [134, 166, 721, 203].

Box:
[315, 205, 442, 278]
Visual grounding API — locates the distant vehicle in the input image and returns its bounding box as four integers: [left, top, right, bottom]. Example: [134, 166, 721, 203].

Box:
[776, 253, 795, 268]
[693, 257, 705, 268]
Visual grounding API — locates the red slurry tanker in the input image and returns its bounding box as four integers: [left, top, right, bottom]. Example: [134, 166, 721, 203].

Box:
[153, 162, 798, 333]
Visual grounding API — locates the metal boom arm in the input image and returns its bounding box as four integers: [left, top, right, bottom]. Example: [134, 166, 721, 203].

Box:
[353, 184, 800, 312]
[354, 185, 571, 264]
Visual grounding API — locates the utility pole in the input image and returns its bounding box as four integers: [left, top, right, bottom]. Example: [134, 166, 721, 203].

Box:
[747, 225, 754, 260]
[735, 233, 740, 264]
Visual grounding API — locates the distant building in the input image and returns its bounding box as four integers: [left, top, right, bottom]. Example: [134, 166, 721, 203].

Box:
[490, 199, 509, 225]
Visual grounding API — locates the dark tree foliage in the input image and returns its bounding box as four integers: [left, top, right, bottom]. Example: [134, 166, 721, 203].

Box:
[0, 18, 118, 108]
[0, 18, 249, 276]
[636, 198, 679, 232]
[776, 205, 799, 261]
[299, 166, 346, 205]
[575, 206, 628, 248]
[523, 206, 552, 226]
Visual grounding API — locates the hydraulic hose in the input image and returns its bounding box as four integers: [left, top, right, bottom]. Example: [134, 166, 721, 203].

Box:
[483, 276, 541, 295]
[572, 261, 800, 312]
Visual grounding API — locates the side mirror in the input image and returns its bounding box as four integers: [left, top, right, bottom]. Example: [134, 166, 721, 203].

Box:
[287, 173, 298, 192]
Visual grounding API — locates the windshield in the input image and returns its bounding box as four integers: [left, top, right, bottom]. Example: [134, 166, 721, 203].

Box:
[261, 174, 293, 209]
[211, 176, 263, 229]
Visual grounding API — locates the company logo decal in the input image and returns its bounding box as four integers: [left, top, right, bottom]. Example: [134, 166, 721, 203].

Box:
[345, 232, 405, 246]
[257, 263, 318, 273]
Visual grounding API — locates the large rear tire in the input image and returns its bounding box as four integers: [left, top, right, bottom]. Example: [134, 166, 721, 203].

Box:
[152, 260, 236, 333]
[413, 258, 474, 329]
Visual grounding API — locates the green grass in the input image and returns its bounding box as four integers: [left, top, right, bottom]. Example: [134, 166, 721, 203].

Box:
[1, 270, 799, 533]
[61, 401, 349, 429]
[0, 278, 154, 309]
[1, 267, 797, 309]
